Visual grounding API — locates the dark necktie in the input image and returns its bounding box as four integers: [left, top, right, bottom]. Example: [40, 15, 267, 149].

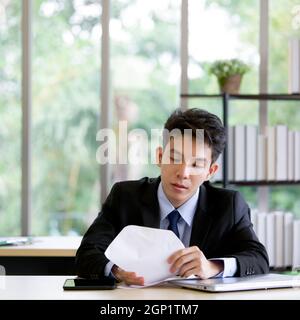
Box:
[167, 209, 181, 238]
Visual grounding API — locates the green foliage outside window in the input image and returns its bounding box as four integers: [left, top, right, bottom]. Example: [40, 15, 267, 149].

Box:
[1, 0, 300, 236]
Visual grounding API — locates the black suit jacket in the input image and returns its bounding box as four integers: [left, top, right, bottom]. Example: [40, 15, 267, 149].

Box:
[75, 177, 269, 278]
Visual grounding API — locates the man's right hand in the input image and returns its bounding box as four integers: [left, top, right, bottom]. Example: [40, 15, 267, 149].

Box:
[111, 265, 144, 286]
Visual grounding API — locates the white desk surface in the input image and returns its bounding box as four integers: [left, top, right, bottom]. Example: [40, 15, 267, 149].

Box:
[0, 237, 82, 257]
[0, 276, 300, 300]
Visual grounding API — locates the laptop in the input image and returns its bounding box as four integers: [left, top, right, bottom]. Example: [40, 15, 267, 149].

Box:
[168, 273, 300, 292]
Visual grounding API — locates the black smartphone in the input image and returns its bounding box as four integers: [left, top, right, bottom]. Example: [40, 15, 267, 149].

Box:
[63, 277, 116, 290]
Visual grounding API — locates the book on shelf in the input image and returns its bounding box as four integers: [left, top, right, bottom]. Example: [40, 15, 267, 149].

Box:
[223, 125, 300, 184]
[293, 220, 300, 270]
[266, 213, 275, 268]
[211, 124, 300, 185]
[256, 212, 267, 247]
[257, 134, 267, 181]
[274, 211, 284, 268]
[284, 212, 293, 267]
[295, 131, 300, 181]
[245, 125, 257, 181]
[267, 126, 275, 181]
[251, 210, 299, 270]
[275, 125, 288, 181]
[288, 131, 294, 181]
[250, 208, 258, 234]
[234, 125, 245, 181]
[212, 153, 223, 182]
[228, 126, 234, 181]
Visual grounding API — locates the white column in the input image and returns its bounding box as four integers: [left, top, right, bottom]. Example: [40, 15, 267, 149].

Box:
[258, 0, 269, 213]
[21, 0, 32, 236]
[100, 0, 111, 204]
[180, 0, 189, 110]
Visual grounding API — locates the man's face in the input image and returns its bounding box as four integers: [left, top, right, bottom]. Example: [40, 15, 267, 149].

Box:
[157, 135, 218, 208]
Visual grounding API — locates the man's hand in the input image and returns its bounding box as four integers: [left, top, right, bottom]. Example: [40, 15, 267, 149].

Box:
[167, 246, 224, 279]
[111, 265, 144, 286]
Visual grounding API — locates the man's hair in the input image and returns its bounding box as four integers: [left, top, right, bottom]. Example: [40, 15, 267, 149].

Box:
[163, 108, 226, 163]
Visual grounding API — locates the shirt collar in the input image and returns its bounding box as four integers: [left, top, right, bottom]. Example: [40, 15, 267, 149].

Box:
[157, 182, 199, 227]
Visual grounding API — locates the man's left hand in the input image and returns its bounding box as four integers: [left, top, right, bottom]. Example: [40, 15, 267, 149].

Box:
[167, 246, 223, 279]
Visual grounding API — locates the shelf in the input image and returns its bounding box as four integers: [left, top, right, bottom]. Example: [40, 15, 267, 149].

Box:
[213, 180, 300, 186]
[181, 93, 300, 101]
[182, 92, 300, 188]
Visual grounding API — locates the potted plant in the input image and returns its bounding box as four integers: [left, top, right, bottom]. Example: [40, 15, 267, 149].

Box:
[209, 58, 250, 94]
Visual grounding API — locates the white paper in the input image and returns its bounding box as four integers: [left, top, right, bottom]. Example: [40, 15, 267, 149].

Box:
[104, 225, 185, 285]
[117, 276, 179, 289]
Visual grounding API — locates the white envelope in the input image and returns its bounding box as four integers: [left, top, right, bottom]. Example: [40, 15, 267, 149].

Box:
[104, 225, 185, 285]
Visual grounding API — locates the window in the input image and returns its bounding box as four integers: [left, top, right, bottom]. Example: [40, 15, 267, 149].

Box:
[189, 0, 259, 94]
[110, 0, 180, 185]
[0, 1, 21, 235]
[1, 0, 299, 236]
[32, 0, 101, 235]
[188, 0, 260, 207]
[268, 0, 300, 216]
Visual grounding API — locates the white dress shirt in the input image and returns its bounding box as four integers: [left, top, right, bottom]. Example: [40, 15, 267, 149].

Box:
[157, 182, 237, 278]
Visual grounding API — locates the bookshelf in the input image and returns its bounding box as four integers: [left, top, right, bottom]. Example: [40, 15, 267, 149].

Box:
[180, 93, 300, 188]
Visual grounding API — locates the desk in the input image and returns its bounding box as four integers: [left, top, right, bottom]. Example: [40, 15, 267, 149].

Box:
[0, 237, 82, 275]
[1, 276, 299, 319]
[0, 276, 300, 300]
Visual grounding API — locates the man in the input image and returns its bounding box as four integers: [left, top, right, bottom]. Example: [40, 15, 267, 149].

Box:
[76, 108, 269, 285]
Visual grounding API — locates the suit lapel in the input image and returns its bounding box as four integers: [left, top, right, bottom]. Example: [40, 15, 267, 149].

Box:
[189, 182, 213, 251]
[140, 177, 161, 228]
